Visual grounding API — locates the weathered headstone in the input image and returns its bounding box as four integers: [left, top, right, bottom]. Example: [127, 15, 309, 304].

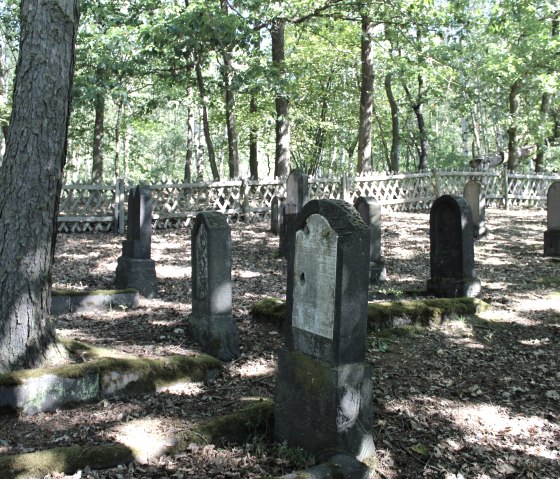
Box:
[427, 195, 481, 298]
[544, 181, 560, 256]
[279, 170, 309, 258]
[274, 199, 375, 462]
[354, 197, 386, 282]
[463, 180, 487, 239]
[270, 196, 285, 236]
[115, 186, 158, 298]
[189, 211, 240, 361]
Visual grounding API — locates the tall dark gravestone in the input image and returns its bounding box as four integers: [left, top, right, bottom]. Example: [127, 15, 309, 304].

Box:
[274, 199, 375, 462]
[544, 181, 560, 256]
[463, 180, 487, 239]
[115, 186, 158, 298]
[427, 195, 481, 298]
[279, 170, 309, 258]
[354, 197, 387, 283]
[189, 212, 240, 362]
[270, 196, 285, 236]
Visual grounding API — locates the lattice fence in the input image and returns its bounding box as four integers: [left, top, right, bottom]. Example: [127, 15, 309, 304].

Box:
[56, 169, 559, 232]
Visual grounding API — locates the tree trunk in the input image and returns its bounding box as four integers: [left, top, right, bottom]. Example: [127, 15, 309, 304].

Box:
[357, 14, 374, 174]
[402, 74, 429, 171]
[220, 0, 239, 179]
[91, 91, 104, 183]
[195, 60, 219, 180]
[271, 19, 290, 178]
[249, 92, 259, 179]
[507, 78, 522, 171]
[113, 99, 123, 179]
[312, 75, 331, 176]
[0, 41, 8, 155]
[0, 0, 79, 373]
[385, 72, 400, 173]
[184, 107, 194, 183]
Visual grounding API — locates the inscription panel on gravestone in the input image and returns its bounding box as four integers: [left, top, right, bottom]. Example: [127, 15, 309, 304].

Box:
[434, 203, 462, 276]
[292, 214, 338, 339]
[196, 226, 208, 300]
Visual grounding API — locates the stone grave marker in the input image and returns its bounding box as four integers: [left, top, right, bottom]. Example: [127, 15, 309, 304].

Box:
[544, 181, 560, 256]
[427, 194, 481, 298]
[189, 211, 240, 361]
[115, 186, 158, 298]
[463, 180, 487, 239]
[354, 196, 386, 282]
[279, 169, 309, 258]
[270, 196, 285, 236]
[274, 199, 375, 462]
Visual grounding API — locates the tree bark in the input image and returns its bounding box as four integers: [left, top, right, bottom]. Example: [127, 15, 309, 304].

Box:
[91, 91, 104, 183]
[271, 18, 290, 178]
[357, 14, 374, 174]
[184, 107, 194, 183]
[249, 92, 259, 179]
[507, 78, 522, 171]
[385, 72, 400, 173]
[220, 0, 239, 179]
[0, 41, 8, 154]
[195, 60, 219, 180]
[0, 0, 79, 372]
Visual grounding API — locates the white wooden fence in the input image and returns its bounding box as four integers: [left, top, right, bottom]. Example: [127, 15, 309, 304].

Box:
[57, 169, 559, 233]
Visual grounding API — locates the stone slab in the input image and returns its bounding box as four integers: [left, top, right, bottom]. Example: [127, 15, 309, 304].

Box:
[188, 314, 240, 362]
[544, 229, 560, 256]
[50, 290, 139, 315]
[0, 368, 100, 415]
[115, 257, 158, 298]
[274, 349, 375, 462]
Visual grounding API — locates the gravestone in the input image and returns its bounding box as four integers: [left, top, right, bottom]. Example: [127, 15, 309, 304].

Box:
[189, 211, 240, 361]
[279, 170, 309, 258]
[270, 196, 285, 236]
[544, 181, 560, 256]
[354, 197, 386, 282]
[427, 195, 481, 298]
[115, 186, 158, 298]
[274, 199, 375, 462]
[463, 180, 487, 239]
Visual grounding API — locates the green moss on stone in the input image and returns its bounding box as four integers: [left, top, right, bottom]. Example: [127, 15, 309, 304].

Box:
[185, 400, 274, 446]
[251, 297, 490, 332]
[62, 339, 132, 360]
[0, 362, 100, 388]
[251, 297, 286, 327]
[98, 354, 222, 394]
[0, 444, 134, 479]
[52, 288, 138, 297]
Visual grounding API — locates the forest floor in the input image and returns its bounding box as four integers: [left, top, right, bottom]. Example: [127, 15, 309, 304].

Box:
[1, 207, 559, 479]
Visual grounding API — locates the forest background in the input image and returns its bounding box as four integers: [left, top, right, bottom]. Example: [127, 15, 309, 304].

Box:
[0, 0, 559, 184]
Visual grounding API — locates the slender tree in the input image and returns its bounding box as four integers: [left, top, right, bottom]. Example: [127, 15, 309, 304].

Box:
[0, 0, 79, 372]
[357, 13, 374, 174]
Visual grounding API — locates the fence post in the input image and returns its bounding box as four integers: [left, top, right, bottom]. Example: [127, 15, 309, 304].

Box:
[431, 169, 441, 197]
[115, 178, 125, 234]
[240, 178, 250, 223]
[503, 166, 509, 210]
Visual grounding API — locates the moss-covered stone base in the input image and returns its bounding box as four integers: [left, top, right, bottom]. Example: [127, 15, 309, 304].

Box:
[251, 297, 490, 332]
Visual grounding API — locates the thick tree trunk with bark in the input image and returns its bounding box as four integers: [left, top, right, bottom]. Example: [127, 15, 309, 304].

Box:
[0, 0, 79, 373]
[92, 91, 104, 183]
[195, 61, 219, 180]
[357, 14, 374, 174]
[271, 19, 290, 178]
[385, 72, 400, 173]
[0, 42, 8, 153]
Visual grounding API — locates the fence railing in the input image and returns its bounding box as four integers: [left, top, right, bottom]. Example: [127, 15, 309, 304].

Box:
[57, 169, 559, 233]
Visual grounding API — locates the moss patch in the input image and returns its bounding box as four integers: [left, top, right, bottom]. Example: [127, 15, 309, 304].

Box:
[186, 400, 274, 446]
[0, 444, 134, 479]
[52, 288, 138, 297]
[367, 297, 490, 331]
[251, 297, 490, 332]
[251, 297, 286, 327]
[98, 354, 222, 395]
[0, 361, 100, 388]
